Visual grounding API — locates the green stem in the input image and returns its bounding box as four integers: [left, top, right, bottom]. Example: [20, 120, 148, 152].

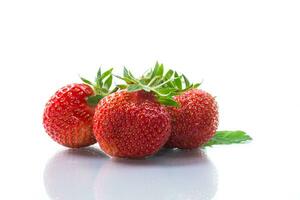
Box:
[147, 76, 161, 87]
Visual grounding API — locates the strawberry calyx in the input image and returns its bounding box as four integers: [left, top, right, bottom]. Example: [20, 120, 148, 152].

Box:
[114, 62, 201, 107]
[81, 68, 118, 106]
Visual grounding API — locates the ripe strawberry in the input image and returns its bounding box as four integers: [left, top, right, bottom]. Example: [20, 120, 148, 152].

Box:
[43, 83, 96, 148]
[165, 89, 219, 149]
[43, 68, 116, 148]
[93, 90, 171, 158]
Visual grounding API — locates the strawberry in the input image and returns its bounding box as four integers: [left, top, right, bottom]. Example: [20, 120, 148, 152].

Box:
[93, 90, 171, 158]
[92, 63, 203, 158]
[129, 62, 220, 149]
[43, 68, 116, 148]
[92, 64, 186, 158]
[165, 89, 219, 149]
[43, 83, 96, 148]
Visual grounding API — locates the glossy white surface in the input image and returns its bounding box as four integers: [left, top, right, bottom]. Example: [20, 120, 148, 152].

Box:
[44, 148, 217, 200]
[1, 0, 300, 199]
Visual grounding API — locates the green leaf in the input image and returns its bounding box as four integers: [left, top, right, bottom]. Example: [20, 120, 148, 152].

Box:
[82, 67, 118, 97]
[98, 87, 108, 94]
[96, 68, 103, 87]
[156, 87, 176, 95]
[101, 68, 113, 80]
[123, 67, 129, 77]
[143, 68, 152, 78]
[156, 64, 164, 77]
[182, 74, 190, 87]
[164, 69, 174, 80]
[117, 84, 128, 89]
[114, 74, 135, 84]
[193, 83, 201, 88]
[151, 62, 160, 79]
[127, 70, 135, 79]
[104, 75, 112, 89]
[123, 67, 135, 79]
[127, 84, 143, 92]
[97, 68, 101, 77]
[203, 130, 252, 147]
[148, 76, 162, 87]
[173, 72, 182, 90]
[166, 80, 175, 88]
[158, 97, 179, 107]
[87, 95, 104, 106]
[110, 86, 119, 93]
[142, 85, 151, 92]
[80, 77, 93, 86]
[115, 63, 200, 107]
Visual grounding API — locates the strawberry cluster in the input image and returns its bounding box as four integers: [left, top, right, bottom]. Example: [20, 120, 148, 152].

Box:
[43, 63, 251, 158]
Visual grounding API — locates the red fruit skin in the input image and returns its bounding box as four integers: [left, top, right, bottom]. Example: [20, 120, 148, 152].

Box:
[165, 89, 219, 149]
[93, 90, 171, 158]
[43, 83, 96, 148]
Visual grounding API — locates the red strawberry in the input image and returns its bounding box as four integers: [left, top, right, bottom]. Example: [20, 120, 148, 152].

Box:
[93, 90, 171, 158]
[43, 83, 96, 148]
[165, 89, 219, 149]
[43, 68, 116, 148]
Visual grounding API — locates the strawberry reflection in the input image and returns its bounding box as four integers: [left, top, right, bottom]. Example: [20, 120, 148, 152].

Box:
[94, 149, 217, 200]
[44, 147, 107, 200]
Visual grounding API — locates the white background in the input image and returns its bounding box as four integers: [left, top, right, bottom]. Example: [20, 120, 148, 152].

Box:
[0, 0, 300, 199]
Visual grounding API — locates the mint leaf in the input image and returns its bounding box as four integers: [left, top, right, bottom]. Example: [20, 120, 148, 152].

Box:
[203, 130, 252, 147]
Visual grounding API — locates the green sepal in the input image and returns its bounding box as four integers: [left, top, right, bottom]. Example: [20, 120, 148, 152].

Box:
[104, 75, 113, 89]
[96, 68, 102, 87]
[81, 67, 117, 105]
[114, 62, 202, 107]
[182, 74, 190, 87]
[101, 68, 113, 80]
[155, 87, 177, 95]
[164, 69, 174, 80]
[173, 72, 182, 90]
[157, 96, 179, 107]
[193, 83, 201, 88]
[117, 84, 128, 89]
[127, 84, 143, 92]
[80, 77, 93, 86]
[87, 95, 104, 106]
[114, 75, 134, 84]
